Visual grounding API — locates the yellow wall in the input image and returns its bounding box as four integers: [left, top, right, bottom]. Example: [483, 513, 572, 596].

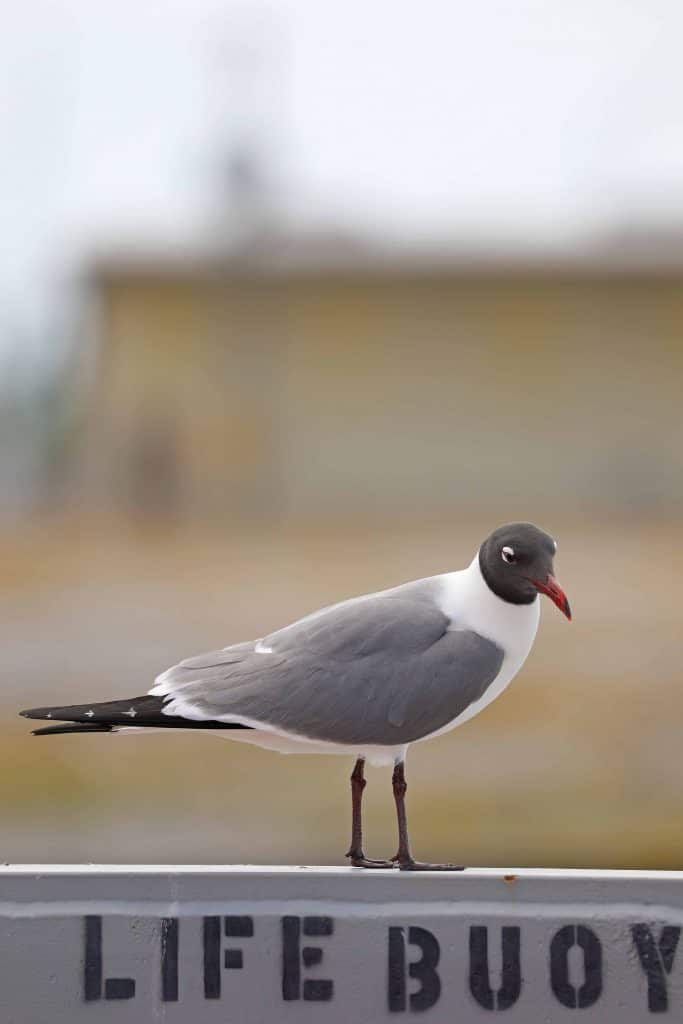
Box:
[81, 268, 683, 521]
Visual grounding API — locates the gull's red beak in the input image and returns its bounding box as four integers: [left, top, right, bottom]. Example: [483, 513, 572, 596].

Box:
[530, 574, 572, 620]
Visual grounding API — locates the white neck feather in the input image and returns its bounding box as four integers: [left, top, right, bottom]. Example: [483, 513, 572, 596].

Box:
[438, 554, 540, 662]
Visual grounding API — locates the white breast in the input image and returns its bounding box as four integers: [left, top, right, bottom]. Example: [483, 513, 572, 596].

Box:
[419, 556, 541, 741]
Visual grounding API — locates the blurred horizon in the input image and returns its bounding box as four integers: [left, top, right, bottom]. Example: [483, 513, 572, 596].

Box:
[5, 1, 683, 359]
[6, 2, 683, 519]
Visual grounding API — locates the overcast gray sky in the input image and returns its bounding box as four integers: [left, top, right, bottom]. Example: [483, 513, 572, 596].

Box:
[2, 0, 683, 351]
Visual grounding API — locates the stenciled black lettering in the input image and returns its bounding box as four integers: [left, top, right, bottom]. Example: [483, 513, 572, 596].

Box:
[303, 917, 333, 1001]
[203, 915, 254, 994]
[83, 916, 136, 1002]
[469, 926, 522, 1010]
[203, 916, 221, 999]
[225, 916, 254, 937]
[161, 918, 179, 1002]
[387, 926, 441, 1013]
[84, 916, 102, 1001]
[104, 978, 135, 1000]
[409, 927, 441, 1012]
[631, 924, 681, 1013]
[224, 915, 253, 970]
[550, 925, 602, 1009]
[388, 927, 407, 1013]
[224, 949, 243, 969]
[281, 916, 334, 1002]
[282, 917, 301, 1001]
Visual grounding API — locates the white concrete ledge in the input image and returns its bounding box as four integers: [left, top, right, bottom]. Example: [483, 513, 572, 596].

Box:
[1, 866, 682, 1021]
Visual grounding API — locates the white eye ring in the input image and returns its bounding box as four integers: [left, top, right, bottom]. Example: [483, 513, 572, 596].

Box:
[502, 546, 516, 564]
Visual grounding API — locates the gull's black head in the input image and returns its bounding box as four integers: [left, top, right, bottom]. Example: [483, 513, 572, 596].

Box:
[478, 522, 571, 619]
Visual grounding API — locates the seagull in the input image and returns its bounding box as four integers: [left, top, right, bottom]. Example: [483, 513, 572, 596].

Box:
[20, 522, 570, 870]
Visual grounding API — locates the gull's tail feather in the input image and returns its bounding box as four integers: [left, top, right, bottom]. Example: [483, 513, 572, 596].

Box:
[31, 722, 114, 737]
[19, 695, 251, 735]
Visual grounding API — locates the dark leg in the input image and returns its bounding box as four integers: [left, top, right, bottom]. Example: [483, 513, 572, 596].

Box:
[392, 760, 465, 871]
[345, 758, 394, 868]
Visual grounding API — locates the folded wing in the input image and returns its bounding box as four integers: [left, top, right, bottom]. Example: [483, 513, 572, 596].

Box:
[151, 582, 505, 746]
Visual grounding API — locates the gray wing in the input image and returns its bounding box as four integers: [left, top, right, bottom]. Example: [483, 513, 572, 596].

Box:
[152, 582, 504, 745]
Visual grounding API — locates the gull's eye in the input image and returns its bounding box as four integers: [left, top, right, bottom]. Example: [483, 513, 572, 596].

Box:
[501, 546, 516, 565]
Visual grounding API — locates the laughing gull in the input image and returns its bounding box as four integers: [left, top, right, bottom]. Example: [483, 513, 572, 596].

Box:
[21, 522, 570, 870]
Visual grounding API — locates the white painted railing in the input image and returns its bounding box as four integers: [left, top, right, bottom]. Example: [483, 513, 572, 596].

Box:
[1, 865, 682, 1021]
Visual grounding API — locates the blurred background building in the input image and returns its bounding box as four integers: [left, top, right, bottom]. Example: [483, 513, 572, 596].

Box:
[1, 0, 682, 868]
[77, 242, 683, 524]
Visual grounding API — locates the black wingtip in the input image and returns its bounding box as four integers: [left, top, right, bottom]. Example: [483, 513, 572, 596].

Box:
[20, 707, 55, 720]
[31, 722, 114, 737]
[19, 696, 253, 733]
